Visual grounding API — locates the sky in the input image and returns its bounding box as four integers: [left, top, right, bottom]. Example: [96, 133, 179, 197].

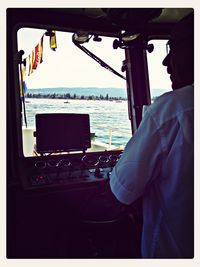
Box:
[17, 27, 171, 91]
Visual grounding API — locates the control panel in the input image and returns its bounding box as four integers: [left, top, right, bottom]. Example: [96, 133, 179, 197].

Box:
[21, 151, 123, 190]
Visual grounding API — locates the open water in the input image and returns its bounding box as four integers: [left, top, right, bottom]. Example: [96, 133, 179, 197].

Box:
[24, 98, 132, 147]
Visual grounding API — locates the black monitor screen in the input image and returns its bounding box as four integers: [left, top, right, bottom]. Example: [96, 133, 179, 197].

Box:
[35, 113, 91, 153]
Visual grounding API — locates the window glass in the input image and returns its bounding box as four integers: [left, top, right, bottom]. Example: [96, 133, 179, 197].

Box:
[17, 28, 132, 156]
[147, 39, 171, 102]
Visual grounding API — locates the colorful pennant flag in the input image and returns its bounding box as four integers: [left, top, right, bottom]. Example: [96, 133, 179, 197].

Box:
[25, 30, 57, 78]
[28, 54, 32, 76]
[40, 35, 44, 63]
[19, 64, 26, 98]
[50, 30, 57, 51]
[19, 63, 28, 127]
[31, 50, 35, 74]
[32, 43, 40, 70]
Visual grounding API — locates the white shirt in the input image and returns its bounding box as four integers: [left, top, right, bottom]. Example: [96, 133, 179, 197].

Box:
[110, 84, 194, 258]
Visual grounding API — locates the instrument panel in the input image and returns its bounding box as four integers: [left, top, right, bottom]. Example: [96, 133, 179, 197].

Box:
[20, 150, 123, 190]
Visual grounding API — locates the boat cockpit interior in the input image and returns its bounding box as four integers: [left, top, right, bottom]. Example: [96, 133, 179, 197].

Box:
[7, 7, 193, 258]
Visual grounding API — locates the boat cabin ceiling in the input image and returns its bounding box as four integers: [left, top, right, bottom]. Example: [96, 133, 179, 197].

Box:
[7, 8, 193, 37]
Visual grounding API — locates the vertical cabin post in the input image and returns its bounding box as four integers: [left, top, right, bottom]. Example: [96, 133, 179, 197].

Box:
[125, 39, 151, 134]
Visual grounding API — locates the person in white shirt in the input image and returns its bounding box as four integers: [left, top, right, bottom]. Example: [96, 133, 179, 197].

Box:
[81, 12, 194, 258]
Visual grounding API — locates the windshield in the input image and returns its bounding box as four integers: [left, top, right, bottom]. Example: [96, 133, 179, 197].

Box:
[17, 28, 132, 156]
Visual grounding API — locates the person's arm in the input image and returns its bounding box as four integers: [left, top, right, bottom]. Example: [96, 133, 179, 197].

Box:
[110, 108, 163, 205]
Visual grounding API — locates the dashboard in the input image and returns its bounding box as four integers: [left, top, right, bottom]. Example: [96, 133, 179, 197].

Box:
[20, 150, 122, 191]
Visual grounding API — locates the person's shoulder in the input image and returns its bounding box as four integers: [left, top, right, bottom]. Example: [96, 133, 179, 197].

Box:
[154, 84, 193, 105]
[146, 84, 193, 124]
[151, 84, 193, 109]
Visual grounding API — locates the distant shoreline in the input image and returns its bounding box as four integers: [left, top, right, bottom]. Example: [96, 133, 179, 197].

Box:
[25, 87, 168, 101]
[25, 93, 127, 101]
